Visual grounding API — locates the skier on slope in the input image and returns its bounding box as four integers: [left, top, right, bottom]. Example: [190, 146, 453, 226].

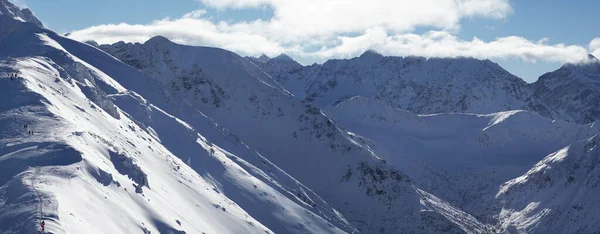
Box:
[41, 220, 45, 233]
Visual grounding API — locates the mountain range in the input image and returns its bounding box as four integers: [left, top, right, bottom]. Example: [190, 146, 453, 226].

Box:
[246, 52, 600, 124]
[1, 0, 599, 233]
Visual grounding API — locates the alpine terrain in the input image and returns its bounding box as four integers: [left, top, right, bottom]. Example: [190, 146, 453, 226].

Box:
[1, 0, 599, 233]
[248, 51, 600, 124]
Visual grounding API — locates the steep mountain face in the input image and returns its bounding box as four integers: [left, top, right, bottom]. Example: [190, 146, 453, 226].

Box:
[533, 56, 600, 124]
[3, 1, 600, 233]
[97, 38, 492, 233]
[0, 3, 350, 234]
[96, 26, 600, 234]
[0, 56, 287, 234]
[247, 51, 554, 120]
[496, 135, 600, 233]
[325, 96, 599, 225]
[0, 2, 487, 233]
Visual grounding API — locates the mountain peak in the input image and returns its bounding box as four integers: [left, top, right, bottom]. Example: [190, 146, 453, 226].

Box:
[360, 49, 383, 58]
[144, 35, 172, 45]
[257, 54, 271, 62]
[271, 53, 295, 62]
[245, 54, 272, 64]
[560, 54, 600, 72]
[0, 0, 43, 26]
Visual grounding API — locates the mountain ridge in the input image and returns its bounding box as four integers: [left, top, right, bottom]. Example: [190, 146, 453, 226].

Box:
[96, 34, 486, 233]
[0, 4, 486, 233]
[3, 1, 600, 233]
[245, 49, 599, 124]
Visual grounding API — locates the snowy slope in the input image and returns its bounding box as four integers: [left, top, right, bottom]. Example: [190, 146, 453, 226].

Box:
[325, 96, 600, 225]
[533, 55, 600, 124]
[96, 37, 496, 233]
[0, 2, 487, 233]
[0, 56, 275, 234]
[4, 0, 600, 233]
[496, 134, 600, 233]
[247, 51, 555, 120]
[0, 2, 359, 233]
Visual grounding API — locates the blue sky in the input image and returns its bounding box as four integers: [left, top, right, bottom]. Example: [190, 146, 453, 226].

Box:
[15, 0, 600, 83]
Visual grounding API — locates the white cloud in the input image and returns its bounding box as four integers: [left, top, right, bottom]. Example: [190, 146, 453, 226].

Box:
[311, 30, 590, 63]
[199, 0, 271, 9]
[67, 1, 594, 65]
[182, 9, 208, 19]
[197, 0, 512, 37]
[457, 0, 512, 19]
[67, 17, 288, 56]
[591, 38, 600, 58]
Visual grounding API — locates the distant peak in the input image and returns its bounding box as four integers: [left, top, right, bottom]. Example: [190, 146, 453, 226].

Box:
[18, 8, 42, 26]
[360, 49, 383, 58]
[145, 35, 172, 45]
[272, 53, 295, 61]
[563, 54, 600, 68]
[549, 53, 600, 81]
[255, 54, 271, 63]
[85, 40, 99, 47]
[245, 54, 272, 64]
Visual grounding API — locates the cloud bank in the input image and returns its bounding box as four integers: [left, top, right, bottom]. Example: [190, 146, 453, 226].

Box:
[591, 38, 600, 58]
[68, 0, 594, 65]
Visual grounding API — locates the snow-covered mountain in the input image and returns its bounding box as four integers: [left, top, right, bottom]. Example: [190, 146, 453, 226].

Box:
[247, 51, 600, 124]
[0, 1, 492, 233]
[97, 36, 500, 233]
[3, 0, 600, 233]
[325, 97, 600, 212]
[324, 96, 600, 232]
[496, 134, 600, 233]
[247, 51, 554, 119]
[248, 54, 303, 88]
[532, 55, 600, 124]
[98, 27, 600, 232]
[0, 1, 362, 233]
